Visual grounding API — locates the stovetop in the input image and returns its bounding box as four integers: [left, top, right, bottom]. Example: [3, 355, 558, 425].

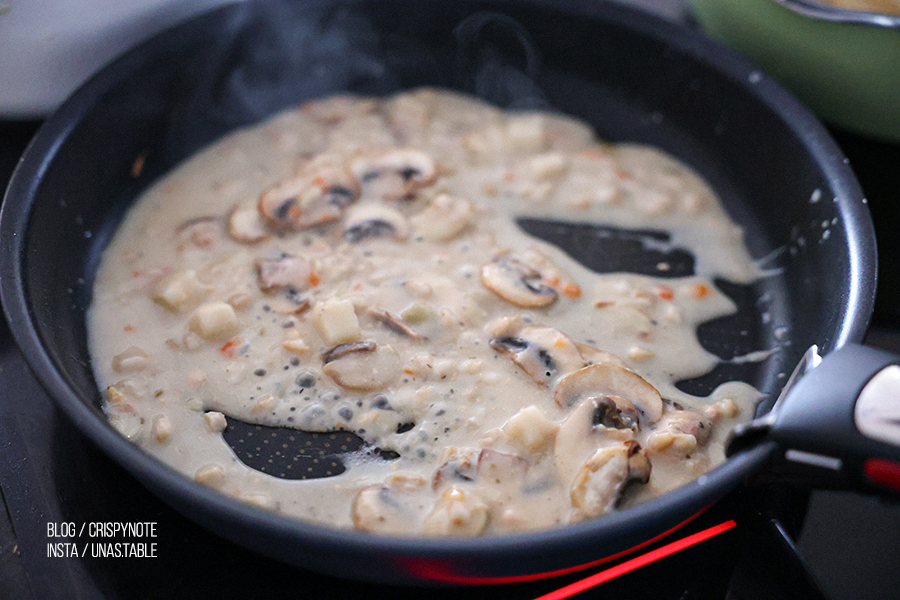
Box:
[3, 3, 900, 598]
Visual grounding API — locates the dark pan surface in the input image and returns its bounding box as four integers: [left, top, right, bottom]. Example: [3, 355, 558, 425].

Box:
[0, 0, 874, 583]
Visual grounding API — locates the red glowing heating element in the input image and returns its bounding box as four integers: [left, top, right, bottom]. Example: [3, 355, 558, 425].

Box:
[533, 520, 738, 600]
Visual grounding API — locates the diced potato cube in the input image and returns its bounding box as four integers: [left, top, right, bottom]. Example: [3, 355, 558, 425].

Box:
[385, 472, 427, 492]
[240, 492, 274, 510]
[188, 369, 207, 388]
[507, 114, 546, 152]
[282, 330, 310, 354]
[111, 346, 151, 373]
[312, 299, 360, 345]
[422, 487, 489, 536]
[152, 415, 172, 443]
[401, 303, 432, 324]
[227, 292, 253, 311]
[628, 346, 655, 362]
[204, 411, 227, 433]
[502, 405, 559, 453]
[525, 152, 567, 181]
[252, 395, 277, 413]
[106, 385, 130, 410]
[188, 301, 239, 341]
[153, 269, 211, 312]
[703, 398, 740, 422]
[195, 464, 226, 488]
[110, 413, 142, 441]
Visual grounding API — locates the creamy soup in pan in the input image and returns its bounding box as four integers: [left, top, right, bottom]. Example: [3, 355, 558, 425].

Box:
[89, 89, 762, 537]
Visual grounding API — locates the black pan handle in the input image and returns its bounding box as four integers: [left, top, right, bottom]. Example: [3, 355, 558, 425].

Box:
[764, 344, 900, 495]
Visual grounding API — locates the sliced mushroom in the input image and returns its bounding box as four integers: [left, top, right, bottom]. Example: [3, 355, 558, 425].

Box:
[176, 216, 220, 248]
[432, 446, 480, 491]
[322, 340, 376, 364]
[421, 486, 489, 537]
[227, 202, 270, 244]
[554, 396, 637, 488]
[255, 254, 314, 293]
[268, 295, 312, 316]
[342, 202, 409, 243]
[575, 343, 629, 369]
[593, 396, 640, 431]
[368, 308, 422, 340]
[646, 408, 714, 458]
[350, 149, 437, 200]
[409, 194, 474, 242]
[554, 363, 664, 424]
[481, 255, 557, 308]
[488, 318, 584, 385]
[322, 342, 401, 391]
[351, 484, 411, 534]
[570, 441, 651, 519]
[258, 155, 360, 230]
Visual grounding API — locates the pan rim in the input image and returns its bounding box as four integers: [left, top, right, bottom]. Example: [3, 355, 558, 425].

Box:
[0, 0, 875, 582]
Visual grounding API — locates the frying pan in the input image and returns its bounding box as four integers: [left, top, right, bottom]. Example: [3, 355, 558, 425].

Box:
[1, 0, 898, 585]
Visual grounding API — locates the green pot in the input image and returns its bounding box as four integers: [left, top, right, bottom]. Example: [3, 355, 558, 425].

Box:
[689, 0, 900, 141]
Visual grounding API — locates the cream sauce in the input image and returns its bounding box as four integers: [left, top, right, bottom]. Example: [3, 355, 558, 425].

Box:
[88, 89, 763, 537]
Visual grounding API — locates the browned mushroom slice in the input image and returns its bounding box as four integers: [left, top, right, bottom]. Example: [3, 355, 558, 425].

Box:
[351, 484, 412, 534]
[570, 441, 651, 519]
[350, 149, 437, 201]
[421, 486, 489, 537]
[554, 363, 664, 424]
[342, 202, 409, 243]
[322, 342, 401, 391]
[432, 446, 480, 491]
[553, 396, 638, 488]
[368, 308, 422, 340]
[481, 256, 557, 308]
[593, 396, 640, 431]
[489, 324, 584, 385]
[255, 254, 314, 293]
[258, 156, 360, 231]
[227, 202, 270, 244]
[646, 408, 714, 457]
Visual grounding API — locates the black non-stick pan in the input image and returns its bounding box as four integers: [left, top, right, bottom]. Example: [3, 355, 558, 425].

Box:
[2, 0, 898, 585]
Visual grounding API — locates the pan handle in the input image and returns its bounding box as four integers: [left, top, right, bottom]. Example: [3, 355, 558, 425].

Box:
[760, 344, 900, 495]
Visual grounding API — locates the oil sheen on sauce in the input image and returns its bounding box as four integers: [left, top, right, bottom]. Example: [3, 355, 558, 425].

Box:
[88, 89, 763, 537]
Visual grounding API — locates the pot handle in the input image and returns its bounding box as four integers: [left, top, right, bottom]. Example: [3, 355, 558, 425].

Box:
[732, 344, 900, 495]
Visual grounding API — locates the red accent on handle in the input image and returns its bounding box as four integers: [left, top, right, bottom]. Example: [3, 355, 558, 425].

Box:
[864, 458, 900, 492]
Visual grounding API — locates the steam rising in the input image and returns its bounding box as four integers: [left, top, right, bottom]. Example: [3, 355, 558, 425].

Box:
[163, 1, 551, 159]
